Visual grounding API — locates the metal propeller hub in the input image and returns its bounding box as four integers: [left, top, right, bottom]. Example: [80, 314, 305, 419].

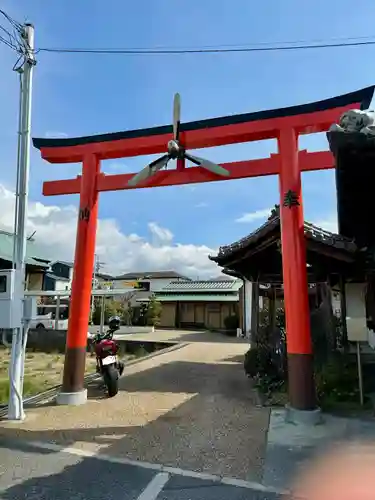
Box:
[167, 139, 182, 159]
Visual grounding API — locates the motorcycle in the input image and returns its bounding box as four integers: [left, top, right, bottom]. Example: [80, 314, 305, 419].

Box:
[91, 316, 124, 397]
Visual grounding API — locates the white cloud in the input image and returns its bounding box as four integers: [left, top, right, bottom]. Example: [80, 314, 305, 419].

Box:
[44, 131, 68, 139]
[104, 161, 130, 173]
[195, 202, 209, 208]
[148, 221, 173, 246]
[311, 214, 338, 234]
[0, 184, 219, 278]
[235, 208, 271, 223]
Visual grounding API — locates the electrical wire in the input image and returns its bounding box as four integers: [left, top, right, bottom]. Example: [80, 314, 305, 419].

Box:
[37, 38, 375, 56]
[0, 9, 36, 70]
[0, 9, 23, 32]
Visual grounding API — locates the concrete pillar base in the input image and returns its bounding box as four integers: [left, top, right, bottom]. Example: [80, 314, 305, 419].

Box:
[56, 389, 87, 406]
[285, 404, 323, 426]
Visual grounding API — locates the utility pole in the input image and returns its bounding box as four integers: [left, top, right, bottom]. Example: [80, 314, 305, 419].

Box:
[8, 23, 36, 421]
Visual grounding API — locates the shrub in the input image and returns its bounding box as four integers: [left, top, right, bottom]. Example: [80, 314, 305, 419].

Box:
[224, 314, 239, 330]
[315, 353, 359, 403]
[244, 319, 287, 395]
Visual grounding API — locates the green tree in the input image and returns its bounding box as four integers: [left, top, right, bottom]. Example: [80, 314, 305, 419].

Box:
[123, 300, 133, 326]
[145, 295, 162, 326]
[92, 299, 124, 325]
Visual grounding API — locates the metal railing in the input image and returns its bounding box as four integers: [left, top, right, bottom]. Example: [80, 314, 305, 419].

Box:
[24, 288, 136, 333]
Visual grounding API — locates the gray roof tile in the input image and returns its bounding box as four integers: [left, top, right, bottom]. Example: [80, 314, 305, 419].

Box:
[161, 280, 243, 292]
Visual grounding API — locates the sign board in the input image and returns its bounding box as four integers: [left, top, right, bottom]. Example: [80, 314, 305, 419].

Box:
[98, 280, 150, 291]
[345, 283, 368, 342]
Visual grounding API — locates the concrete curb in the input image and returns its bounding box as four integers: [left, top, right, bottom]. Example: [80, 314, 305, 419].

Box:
[0, 342, 189, 417]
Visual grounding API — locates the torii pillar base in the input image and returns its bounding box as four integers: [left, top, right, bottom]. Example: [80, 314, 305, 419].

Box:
[56, 389, 88, 406]
[285, 405, 322, 426]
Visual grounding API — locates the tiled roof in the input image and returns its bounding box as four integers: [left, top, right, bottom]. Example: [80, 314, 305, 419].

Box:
[161, 280, 243, 292]
[51, 260, 74, 267]
[140, 294, 239, 302]
[113, 271, 191, 280]
[45, 272, 70, 282]
[210, 216, 357, 262]
[96, 272, 114, 280]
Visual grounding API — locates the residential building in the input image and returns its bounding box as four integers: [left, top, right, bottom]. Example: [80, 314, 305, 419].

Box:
[112, 270, 191, 293]
[0, 229, 49, 290]
[138, 279, 242, 329]
[43, 261, 74, 291]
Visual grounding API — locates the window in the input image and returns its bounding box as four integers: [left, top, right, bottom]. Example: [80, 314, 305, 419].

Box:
[136, 281, 150, 291]
[0, 275, 7, 293]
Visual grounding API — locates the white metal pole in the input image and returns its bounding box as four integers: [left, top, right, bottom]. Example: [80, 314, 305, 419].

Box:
[8, 23, 35, 421]
[357, 341, 364, 406]
[90, 254, 97, 324]
[54, 295, 61, 330]
[100, 295, 105, 334]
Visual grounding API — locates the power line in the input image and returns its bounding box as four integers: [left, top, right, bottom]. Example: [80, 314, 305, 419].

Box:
[0, 9, 23, 32]
[37, 38, 375, 56]
[0, 9, 35, 71]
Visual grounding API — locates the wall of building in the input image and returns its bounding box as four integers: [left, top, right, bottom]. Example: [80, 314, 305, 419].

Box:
[112, 277, 179, 292]
[51, 262, 72, 281]
[159, 302, 177, 327]
[55, 279, 71, 291]
[27, 272, 44, 291]
[158, 301, 238, 330]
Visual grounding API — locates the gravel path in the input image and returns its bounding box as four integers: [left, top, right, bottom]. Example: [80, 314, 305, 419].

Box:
[0, 333, 269, 482]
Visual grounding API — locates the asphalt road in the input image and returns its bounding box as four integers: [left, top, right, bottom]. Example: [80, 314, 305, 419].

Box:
[0, 440, 283, 500]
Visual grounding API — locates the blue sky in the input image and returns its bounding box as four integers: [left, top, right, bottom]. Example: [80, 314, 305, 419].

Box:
[0, 0, 375, 275]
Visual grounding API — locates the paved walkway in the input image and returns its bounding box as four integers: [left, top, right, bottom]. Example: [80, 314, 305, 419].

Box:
[0, 440, 283, 500]
[116, 328, 250, 344]
[263, 408, 375, 491]
[0, 331, 269, 484]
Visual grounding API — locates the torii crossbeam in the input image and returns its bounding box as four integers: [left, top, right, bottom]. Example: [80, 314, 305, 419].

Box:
[33, 85, 374, 412]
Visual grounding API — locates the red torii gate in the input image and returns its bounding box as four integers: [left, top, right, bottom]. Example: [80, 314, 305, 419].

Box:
[33, 86, 374, 412]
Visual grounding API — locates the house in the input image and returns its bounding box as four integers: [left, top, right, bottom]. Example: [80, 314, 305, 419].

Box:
[43, 260, 74, 291]
[112, 270, 191, 293]
[0, 230, 49, 290]
[138, 279, 242, 329]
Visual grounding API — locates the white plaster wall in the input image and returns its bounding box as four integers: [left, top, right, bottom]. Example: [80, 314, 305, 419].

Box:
[54, 280, 71, 291]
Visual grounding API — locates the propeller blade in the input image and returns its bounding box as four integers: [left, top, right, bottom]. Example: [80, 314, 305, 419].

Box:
[127, 155, 170, 186]
[185, 154, 230, 177]
[173, 93, 181, 141]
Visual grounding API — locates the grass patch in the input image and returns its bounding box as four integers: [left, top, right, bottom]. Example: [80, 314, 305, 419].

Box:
[0, 341, 153, 405]
[0, 377, 50, 404]
[0, 347, 98, 404]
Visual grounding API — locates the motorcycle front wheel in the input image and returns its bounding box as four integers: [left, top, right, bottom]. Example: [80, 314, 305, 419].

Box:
[103, 364, 119, 397]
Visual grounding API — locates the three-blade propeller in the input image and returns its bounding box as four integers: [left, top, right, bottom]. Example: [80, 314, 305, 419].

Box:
[127, 93, 230, 186]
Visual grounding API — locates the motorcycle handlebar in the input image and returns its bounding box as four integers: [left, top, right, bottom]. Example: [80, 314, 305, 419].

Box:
[93, 329, 115, 342]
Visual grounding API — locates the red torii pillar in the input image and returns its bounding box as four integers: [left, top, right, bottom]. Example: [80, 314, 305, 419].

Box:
[33, 86, 374, 411]
[278, 128, 315, 411]
[57, 154, 100, 404]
